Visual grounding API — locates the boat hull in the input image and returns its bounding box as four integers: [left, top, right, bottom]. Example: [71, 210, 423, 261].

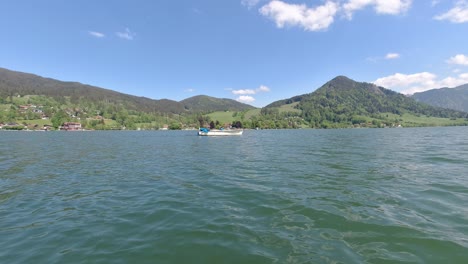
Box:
[198, 130, 243, 136]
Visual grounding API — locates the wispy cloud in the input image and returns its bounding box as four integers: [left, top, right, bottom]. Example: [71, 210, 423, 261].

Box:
[434, 1, 468, 23]
[116, 28, 135, 40]
[232, 89, 256, 95]
[374, 72, 468, 94]
[367, 52, 401, 62]
[185, 88, 195, 93]
[385, 53, 400, 59]
[88, 31, 105, 38]
[343, 0, 412, 19]
[192, 8, 202, 14]
[242, 0, 263, 9]
[259, 1, 339, 31]
[447, 54, 468, 65]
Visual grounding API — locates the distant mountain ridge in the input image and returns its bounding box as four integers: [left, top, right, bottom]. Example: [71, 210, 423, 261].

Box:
[0, 67, 254, 114]
[411, 84, 468, 112]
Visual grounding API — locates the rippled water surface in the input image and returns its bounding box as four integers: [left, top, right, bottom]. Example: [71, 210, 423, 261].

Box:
[1, 128, 468, 263]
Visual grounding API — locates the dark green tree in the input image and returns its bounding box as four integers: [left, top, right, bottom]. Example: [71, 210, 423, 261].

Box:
[51, 109, 68, 129]
[232, 120, 242, 128]
[169, 122, 181, 130]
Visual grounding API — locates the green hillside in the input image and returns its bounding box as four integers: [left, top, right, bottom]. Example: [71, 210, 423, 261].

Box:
[181, 95, 255, 112]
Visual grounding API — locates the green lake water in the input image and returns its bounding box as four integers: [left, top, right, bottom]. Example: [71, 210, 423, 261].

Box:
[1, 128, 467, 263]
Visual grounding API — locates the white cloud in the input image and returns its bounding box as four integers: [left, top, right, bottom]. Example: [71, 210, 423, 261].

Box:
[185, 88, 195, 93]
[460, 73, 468, 79]
[258, 85, 271, 92]
[88, 31, 105, 38]
[434, 1, 468, 23]
[375, 72, 437, 90]
[447, 54, 468, 65]
[343, 0, 412, 19]
[231, 85, 270, 104]
[232, 85, 271, 95]
[236, 95, 256, 103]
[257, 1, 412, 31]
[232, 89, 256, 95]
[374, 72, 468, 94]
[431, 0, 440, 7]
[259, 0, 339, 31]
[438, 75, 468, 87]
[385, 53, 400, 59]
[116, 28, 135, 40]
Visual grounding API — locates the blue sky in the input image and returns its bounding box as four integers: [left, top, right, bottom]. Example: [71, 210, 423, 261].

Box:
[1, 0, 467, 107]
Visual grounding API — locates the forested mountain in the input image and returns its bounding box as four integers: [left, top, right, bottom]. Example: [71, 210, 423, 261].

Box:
[0, 67, 187, 114]
[411, 84, 468, 112]
[181, 95, 255, 112]
[265, 76, 467, 128]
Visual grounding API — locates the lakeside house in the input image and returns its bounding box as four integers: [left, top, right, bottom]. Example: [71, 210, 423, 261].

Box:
[61, 122, 82, 131]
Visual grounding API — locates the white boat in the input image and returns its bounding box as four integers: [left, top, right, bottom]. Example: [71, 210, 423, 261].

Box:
[198, 128, 243, 136]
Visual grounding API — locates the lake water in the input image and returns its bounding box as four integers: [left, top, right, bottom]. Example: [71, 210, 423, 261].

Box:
[1, 128, 467, 263]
